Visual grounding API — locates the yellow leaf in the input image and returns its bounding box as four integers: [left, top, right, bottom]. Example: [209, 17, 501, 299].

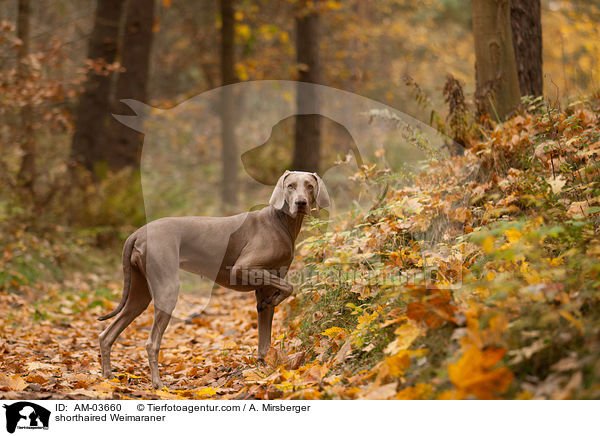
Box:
[321, 326, 347, 338]
[504, 228, 522, 244]
[327, 1, 342, 10]
[357, 311, 377, 328]
[384, 322, 422, 355]
[236, 24, 251, 40]
[115, 372, 140, 379]
[194, 387, 217, 397]
[481, 236, 494, 254]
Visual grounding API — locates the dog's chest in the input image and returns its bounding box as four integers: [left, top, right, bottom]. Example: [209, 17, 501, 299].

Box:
[255, 235, 294, 268]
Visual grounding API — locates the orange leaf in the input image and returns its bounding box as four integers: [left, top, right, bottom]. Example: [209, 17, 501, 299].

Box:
[26, 374, 47, 384]
[395, 383, 433, 400]
[379, 351, 412, 379]
[448, 346, 513, 399]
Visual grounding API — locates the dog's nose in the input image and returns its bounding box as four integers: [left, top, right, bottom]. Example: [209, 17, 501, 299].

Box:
[295, 199, 307, 206]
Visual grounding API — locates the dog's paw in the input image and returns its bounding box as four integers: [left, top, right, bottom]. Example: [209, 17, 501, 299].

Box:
[151, 380, 165, 390]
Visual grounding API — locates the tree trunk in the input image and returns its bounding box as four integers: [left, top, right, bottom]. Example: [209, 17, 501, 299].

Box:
[293, 0, 321, 174]
[111, 0, 155, 169]
[71, 0, 124, 172]
[220, 0, 238, 209]
[16, 0, 35, 194]
[472, 0, 521, 121]
[510, 0, 543, 97]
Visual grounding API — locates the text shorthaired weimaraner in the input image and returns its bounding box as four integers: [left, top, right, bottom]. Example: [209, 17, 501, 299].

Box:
[98, 171, 330, 389]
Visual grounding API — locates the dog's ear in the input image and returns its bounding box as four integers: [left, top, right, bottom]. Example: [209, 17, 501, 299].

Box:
[313, 173, 330, 211]
[269, 170, 290, 210]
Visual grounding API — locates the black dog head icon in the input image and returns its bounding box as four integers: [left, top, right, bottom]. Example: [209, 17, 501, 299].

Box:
[3, 402, 50, 434]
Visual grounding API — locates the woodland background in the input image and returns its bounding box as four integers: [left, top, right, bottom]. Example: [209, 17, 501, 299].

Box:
[1, 0, 600, 399]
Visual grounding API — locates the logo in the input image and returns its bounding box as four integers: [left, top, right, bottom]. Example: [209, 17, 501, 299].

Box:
[2, 402, 50, 434]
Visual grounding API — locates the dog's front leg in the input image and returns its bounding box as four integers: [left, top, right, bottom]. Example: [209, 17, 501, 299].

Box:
[255, 287, 277, 362]
[230, 264, 293, 310]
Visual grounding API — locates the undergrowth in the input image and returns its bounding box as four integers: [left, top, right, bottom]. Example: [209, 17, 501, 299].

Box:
[282, 92, 600, 399]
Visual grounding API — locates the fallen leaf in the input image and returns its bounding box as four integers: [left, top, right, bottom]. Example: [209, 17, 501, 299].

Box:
[384, 322, 422, 355]
[0, 374, 28, 391]
[333, 339, 352, 365]
[358, 382, 397, 400]
[448, 346, 513, 399]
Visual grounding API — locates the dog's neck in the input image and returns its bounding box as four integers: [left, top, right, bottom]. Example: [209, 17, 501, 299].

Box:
[272, 206, 304, 242]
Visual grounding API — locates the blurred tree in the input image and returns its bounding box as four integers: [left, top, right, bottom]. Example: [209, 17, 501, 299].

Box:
[472, 0, 520, 120]
[511, 0, 542, 97]
[220, 0, 238, 209]
[16, 0, 35, 195]
[293, 0, 321, 174]
[71, 0, 124, 172]
[111, 0, 155, 169]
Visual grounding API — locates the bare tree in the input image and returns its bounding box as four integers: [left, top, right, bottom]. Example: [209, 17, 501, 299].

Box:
[472, 0, 521, 120]
[111, 0, 155, 169]
[511, 0, 543, 97]
[220, 0, 238, 209]
[293, 0, 321, 173]
[71, 0, 124, 172]
[16, 0, 35, 194]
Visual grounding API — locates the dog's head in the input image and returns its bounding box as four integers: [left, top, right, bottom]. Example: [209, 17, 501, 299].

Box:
[269, 171, 330, 218]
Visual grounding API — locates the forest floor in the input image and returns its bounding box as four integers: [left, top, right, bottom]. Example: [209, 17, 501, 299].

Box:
[0, 282, 307, 400]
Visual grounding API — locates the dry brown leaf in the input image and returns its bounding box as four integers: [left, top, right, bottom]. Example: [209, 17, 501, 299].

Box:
[285, 352, 306, 370]
[0, 374, 28, 391]
[358, 382, 397, 400]
[333, 339, 352, 365]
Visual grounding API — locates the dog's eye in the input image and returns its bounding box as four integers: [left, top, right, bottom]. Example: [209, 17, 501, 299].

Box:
[307, 185, 314, 190]
[287, 184, 294, 190]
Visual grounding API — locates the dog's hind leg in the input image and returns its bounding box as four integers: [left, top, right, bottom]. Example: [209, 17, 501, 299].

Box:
[99, 267, 151, 379]
[145, 271, 180, 389]
[145, 292, 177, 389]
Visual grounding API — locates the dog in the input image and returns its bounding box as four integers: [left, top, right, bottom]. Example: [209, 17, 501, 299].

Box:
[98, 170, 330, 388]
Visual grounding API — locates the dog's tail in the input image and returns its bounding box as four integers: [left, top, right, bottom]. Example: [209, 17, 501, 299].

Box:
[98, 233, 137, 321]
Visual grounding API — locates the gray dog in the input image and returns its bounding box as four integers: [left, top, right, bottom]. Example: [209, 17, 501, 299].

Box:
[98, 171, 330, 388]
